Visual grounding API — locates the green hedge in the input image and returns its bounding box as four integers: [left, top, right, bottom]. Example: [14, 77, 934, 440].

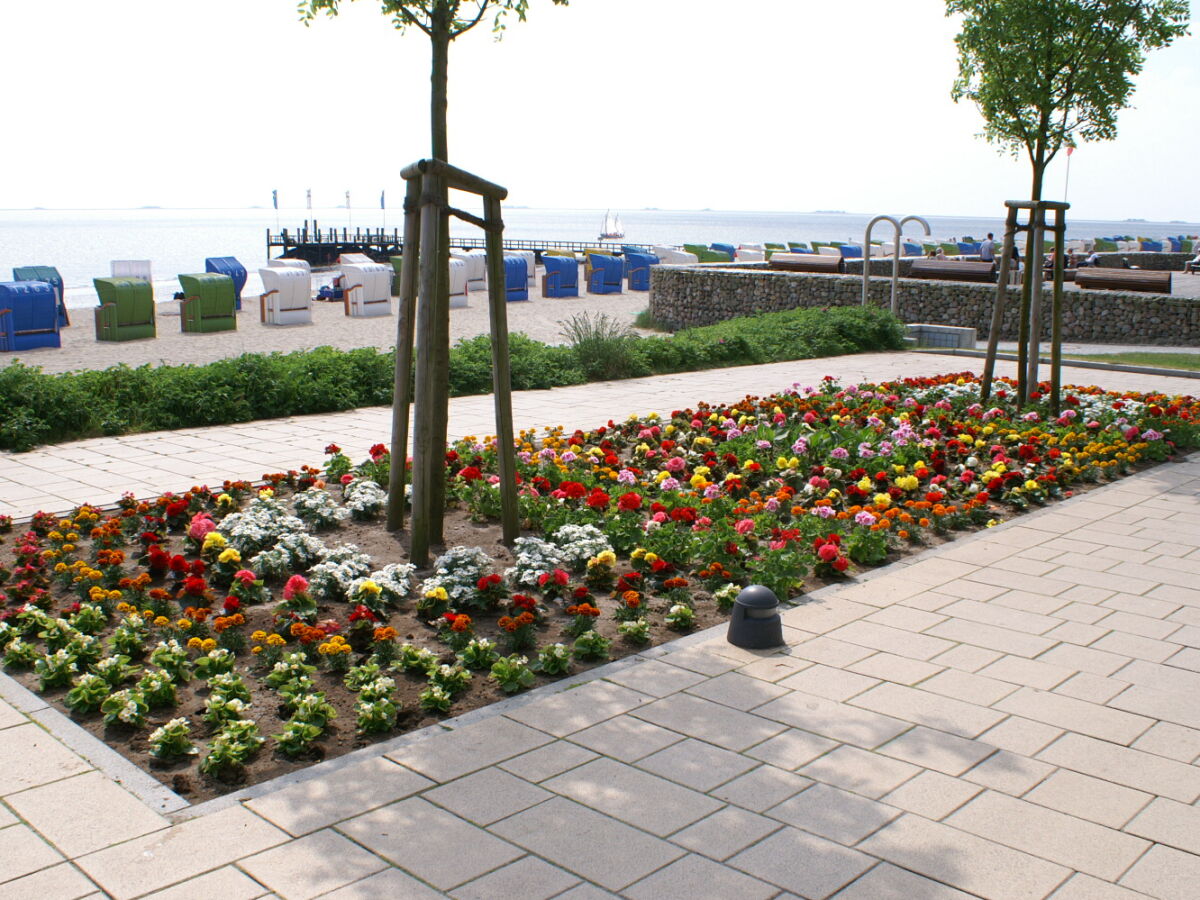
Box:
[0, 305, 904, 451]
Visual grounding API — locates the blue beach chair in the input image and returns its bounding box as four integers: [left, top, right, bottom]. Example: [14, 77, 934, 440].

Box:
[541, 255, 579, 298]
[586, 254, 624, 294]
[838, 245, 863, 259]
[12, 266, 68, 327]
[0, 281, 61, 352]
[626, 252, 657, 291]
[504, 256, 528, 302]
[710, 242, 737, 260]
[205, 257, 247, 310]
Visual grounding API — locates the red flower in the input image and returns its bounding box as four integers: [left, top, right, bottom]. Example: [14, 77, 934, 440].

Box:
[832, 556, 850, 572]
[369, 443, 388, 461]
[586, 489, 610, 509]
[181, 576, 207, 596]
[349, 604, 378, 623]
[617, 492, 642, 511]
[459, 466, 483, 482]
[817, 543, 839, 562]
[559, 481, 586, 499]
[477, 573, 503, 591]
[222, 597, 240, 613]
[168, 554, 188, 573]
[512, 594, 537, 611]
[324, 443, 341, 455]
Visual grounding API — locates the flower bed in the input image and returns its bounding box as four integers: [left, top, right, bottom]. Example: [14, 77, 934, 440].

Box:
[0, 373, 1195, 802]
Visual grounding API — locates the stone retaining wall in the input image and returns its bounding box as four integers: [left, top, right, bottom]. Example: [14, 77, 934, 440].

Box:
[649, 266, 1200, 346]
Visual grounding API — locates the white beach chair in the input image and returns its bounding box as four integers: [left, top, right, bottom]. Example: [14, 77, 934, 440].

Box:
[736, 248, 766, 262]
[337, 253, 374, 266]
[269, 258, 312, 274]
[450, 249, 488, 292]
[817, 246, 842, 257]
[653, 246, 700, 265]
[448, 259, 469, 309]
[341, 263, 393, 317]
[111, 259, 152, 281]
[258, 267, 313, 326]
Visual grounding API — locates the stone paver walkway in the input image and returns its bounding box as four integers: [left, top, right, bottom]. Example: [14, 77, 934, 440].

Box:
[1, 356, 1198, 899]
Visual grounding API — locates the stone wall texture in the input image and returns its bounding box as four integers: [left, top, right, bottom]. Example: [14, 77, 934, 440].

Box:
[649, 266, 1200, 346]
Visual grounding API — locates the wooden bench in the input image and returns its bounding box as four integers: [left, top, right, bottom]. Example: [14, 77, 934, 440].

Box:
[1075, 268, 1171, 294]
[768, 254, 845, 274]
[908, 260, 997, 283]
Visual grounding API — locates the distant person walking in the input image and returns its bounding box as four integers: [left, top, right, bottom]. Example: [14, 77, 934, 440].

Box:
[979, 232, 996, 262]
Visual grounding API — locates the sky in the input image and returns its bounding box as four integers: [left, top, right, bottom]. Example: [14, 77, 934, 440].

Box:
[3, 0, 1198, 221]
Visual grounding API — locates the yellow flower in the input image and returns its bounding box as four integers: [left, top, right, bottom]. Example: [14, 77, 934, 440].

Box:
[116, 602, 134, 614]
[690, 474, 708, 489]
[251, 630, 268, 642]
[153, 616, 170, 627]
[177, 619, 192, 630]
[217, 548, 241, 565]
[251, 646, 263, 654]
[856, 476, 872, 492]
[217, 493, 235, 508]
[200, 638, 217, 653]
[631, 548, 646, 561]
[62, 544, 76, 553]
[644, 552, 659, 564]
[202, 532, 227, 552]
[266, 634, 286, 647]
[258, 488, 274, 499]
[1024, 480, 1039, 491]
[425, 586, 448, 602]
[186, 637, 203, 649]
[873, 493, 892, 509]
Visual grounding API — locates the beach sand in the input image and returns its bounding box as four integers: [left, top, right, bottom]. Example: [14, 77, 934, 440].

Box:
[6, 270, 653, 375]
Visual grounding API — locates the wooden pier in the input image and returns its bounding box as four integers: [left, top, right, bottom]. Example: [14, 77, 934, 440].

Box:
[266, 224, 654, 266]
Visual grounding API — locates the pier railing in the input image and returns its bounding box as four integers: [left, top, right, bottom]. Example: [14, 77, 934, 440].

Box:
[266, 224, 652, 265]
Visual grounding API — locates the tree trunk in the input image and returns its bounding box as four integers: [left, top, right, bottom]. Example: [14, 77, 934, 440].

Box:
[428, 13, 452, 546]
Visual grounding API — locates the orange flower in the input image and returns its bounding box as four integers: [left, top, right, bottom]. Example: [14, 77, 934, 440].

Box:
[373, 626, 398, 643]
[622, 590, 641, 609]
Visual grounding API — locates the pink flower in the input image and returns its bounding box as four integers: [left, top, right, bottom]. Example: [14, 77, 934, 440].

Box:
[187, 512, 216, 541]
[233, 569, 257, 586]
[340, 474, 354, 485]
[734, 519, 755, 535]
[283, 575, 309, 600]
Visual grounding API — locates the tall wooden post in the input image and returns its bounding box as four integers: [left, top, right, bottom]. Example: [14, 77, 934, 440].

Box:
[981, 205, 1020, 402]
[409, 173, 443, 566]
[1026, 212, 1047, 396]
[1049, 206, 1069, 417]
[386, 178, 422, 531]
[484, 197, 520, 545]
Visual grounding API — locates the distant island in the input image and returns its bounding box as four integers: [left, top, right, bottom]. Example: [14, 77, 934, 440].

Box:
[815, 210, 847, 214]
[1124, 218, 1147, 223]
[139, 205, 162, 210]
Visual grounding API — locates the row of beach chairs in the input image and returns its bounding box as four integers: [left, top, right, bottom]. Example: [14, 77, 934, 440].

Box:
[0, 247, 661, 352]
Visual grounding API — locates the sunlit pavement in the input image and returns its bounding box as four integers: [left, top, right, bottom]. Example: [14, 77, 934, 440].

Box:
[0, 354, 1198, 898]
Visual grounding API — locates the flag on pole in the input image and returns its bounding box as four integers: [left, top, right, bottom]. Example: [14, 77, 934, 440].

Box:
[345, 191, 351, 209]
[272, 189, 278, 210]
[380, 190, 386, 210]
[306, 188, 312, 210]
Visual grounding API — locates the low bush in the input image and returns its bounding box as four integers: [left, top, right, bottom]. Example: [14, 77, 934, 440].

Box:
[0, 305, 904, 451]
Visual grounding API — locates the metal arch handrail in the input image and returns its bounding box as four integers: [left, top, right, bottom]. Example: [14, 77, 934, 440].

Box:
[862, 214, 932, 315]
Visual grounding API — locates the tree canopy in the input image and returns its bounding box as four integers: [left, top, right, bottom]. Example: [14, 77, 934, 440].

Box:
[947, 0, 1190, 197]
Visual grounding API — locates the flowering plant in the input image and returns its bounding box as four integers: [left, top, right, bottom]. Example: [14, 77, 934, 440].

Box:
[489, 654, 535, 693]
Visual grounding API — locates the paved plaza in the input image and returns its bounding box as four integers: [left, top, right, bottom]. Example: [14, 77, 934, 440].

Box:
[0, 352, 1198, 898]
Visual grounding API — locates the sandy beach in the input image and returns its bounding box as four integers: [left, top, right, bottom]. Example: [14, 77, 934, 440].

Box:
[5, 269, 653, 376]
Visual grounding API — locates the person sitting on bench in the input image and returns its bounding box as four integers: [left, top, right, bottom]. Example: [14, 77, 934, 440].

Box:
[1185, 249, 1200, 275]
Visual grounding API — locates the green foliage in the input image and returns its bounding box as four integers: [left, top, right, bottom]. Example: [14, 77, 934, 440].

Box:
[560, 312, 640, 381]
[148, 718, 197, 761]
[64, 673, 111, 714]
[200, 720, 264, 775]
[572, 629, 611, 661]
[0, 306, 905, 451]
[947, 0, 1190, 194]
[489, 654, 536, 693]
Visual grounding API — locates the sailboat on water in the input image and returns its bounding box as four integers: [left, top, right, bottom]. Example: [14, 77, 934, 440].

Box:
[598, 210, 625, 240]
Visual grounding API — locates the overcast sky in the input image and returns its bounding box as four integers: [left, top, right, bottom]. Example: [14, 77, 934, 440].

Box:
[4, 0, 1197, 220]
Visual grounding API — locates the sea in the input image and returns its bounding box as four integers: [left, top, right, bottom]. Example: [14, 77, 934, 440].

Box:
[2, 206, 1197, 310]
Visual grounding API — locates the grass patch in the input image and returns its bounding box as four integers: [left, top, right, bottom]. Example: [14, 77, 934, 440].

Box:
[633, 308, 673, 332]
[1064, 352, 1200, 371]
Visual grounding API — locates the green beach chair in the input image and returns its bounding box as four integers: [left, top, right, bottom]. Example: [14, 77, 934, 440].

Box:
[93, 277, 155, 342]
[13, 266, 69, 327]
[179, 273, 236, 333]
[1093, 239, 1118, 252]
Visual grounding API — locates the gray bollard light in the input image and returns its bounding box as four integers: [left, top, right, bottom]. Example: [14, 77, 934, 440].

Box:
[727, 585, 784, 649]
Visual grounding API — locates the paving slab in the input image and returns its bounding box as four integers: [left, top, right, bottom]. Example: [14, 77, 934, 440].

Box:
[858, 813, 1071, 900]
[543, 757, 722, 837]
[945, 789, 1150, 881]
[337, 797, 522, 891]
[728, 825, 875, 899]
[490, 796, 684, 892]
[237, 829, 387, 900]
